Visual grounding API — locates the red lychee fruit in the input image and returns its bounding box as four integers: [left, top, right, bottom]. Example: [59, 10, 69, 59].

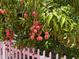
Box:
[37, 36, 43, 41]
[44, 35, 49, 40]
[32, 11, 37, 17]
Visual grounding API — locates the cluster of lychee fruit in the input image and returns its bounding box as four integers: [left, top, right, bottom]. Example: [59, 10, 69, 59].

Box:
[0, 9, 7, 15]
[4, 29, 14, 44]
[29, 21, 50, 41]
[23, 11, 38, 20]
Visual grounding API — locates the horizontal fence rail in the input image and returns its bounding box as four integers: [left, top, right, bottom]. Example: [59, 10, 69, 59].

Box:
[0, 41, 75, 59]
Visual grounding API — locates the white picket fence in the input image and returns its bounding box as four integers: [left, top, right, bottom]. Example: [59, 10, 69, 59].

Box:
[0, 42, 75, 59]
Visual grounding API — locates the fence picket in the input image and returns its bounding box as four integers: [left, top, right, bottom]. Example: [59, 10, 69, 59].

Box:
[5, 48, 8, 59]
[56, 53, 59, 59]
[0, 49, 1, 59]
[15, 48, 18, 59]
[49, 52, 52, 59]
[23, 48, 25, 59]
[3, 43, 6, 59]
[18, 50, 21, 59]
[6, 42, 10, 59]
[32, 48, 35, 59]
[43, 50, 46, 59]
[72, 57, 75, 59]
[0, 48, 2, 59]
[7, 48, 8, 59]
[27, 48, 30, 59]
[0, 42, 3, 59]
[64, 55, 66, 59]
[37, 49, 40, 59]
[11, 48, 14, 59]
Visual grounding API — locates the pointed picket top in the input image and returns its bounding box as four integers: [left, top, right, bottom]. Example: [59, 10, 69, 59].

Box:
[22, 48, 25, 52]
[32, 48, 35, 53]
[43, 50, 46, 59]
[37, 49, 40, 59]
[0, 42, 3, 49]
[37, 49, 40, 54]
[64, 55, 66, 59]
[56, 53, 59, 59]
[49, 52, 52, 59]
[72, 57, 75, 59]
[25, 47, 28, 54]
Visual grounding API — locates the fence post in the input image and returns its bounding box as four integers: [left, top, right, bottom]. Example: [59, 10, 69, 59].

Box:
[3, 42, 6, 59]
[56, 53, 59, 59]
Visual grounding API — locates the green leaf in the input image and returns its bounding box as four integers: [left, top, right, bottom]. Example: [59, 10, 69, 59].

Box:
[47, 13, 53, 26]
[53, 10, 59, 19]
[53, 19, 59, 32]
[63, 28, 69, 32]
[60, 15, 66, 28]
[19, 17, 25, 21]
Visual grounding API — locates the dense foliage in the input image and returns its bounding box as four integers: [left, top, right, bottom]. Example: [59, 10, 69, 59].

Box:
[0, 0, 79, 58]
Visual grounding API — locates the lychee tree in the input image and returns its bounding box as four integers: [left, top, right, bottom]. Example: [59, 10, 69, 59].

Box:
[0, 0, 79, 58]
